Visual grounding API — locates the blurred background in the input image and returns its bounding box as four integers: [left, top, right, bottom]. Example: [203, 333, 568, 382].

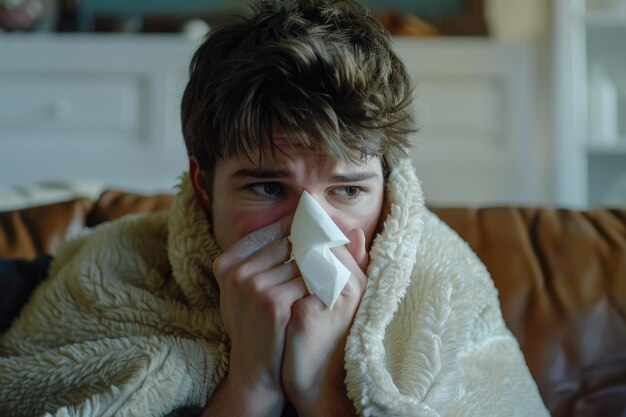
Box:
[0, 0, 625, 209]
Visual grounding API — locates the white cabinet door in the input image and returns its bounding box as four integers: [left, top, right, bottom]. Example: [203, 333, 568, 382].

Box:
[395, 39, 536, 205]
[0, 35, 194, 193]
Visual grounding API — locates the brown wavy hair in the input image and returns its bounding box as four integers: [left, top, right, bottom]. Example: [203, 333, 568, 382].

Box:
[181, 0, 416, 191]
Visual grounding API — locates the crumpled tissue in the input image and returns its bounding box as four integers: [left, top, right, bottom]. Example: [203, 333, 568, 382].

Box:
[288, 191, 351, 309]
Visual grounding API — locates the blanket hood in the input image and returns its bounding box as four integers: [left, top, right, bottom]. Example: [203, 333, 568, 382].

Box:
[167, 176, 222, 310]
[345, 159, 428, 415]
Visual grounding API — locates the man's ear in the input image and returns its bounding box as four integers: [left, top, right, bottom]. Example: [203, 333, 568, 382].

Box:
[189, 157, 212, 212]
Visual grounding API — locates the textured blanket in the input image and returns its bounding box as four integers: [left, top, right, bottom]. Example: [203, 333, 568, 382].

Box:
[0, 160, 549, 416]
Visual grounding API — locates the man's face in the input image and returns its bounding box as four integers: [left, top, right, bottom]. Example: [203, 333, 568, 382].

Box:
[208, 138, 385, 252]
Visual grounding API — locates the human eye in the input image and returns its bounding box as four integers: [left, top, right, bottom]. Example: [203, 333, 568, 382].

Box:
[248, 182, 285, 200]
[331, 185, 364, 201]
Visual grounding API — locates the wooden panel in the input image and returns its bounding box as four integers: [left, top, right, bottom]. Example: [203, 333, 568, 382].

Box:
[416, 74, 504, 145]
[0, 35, 193, 193]
[0, 73, 142, 135]
[394, 38, 536, 205]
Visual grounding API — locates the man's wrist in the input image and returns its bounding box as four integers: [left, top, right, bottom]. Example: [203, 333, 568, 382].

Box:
[292, 389, 358, 417]
[231, 375, 285, 414]
[203, 375, 285, 417]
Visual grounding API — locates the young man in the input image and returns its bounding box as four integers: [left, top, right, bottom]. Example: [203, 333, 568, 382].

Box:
[0, 1, 549, 416]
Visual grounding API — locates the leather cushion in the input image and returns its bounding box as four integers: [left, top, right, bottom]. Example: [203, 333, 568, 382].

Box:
[87, 190, 174, 226]
[0, 198, 93, 259]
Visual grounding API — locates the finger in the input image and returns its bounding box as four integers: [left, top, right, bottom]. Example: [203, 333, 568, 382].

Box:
[297, 292, 326, 314]
[251, 259, 301, 291]
[269, 277, 309, 312]
[230, 213, 294, 260]
[345, 228, 368, 273]
[331, 244, 368, 296]
[214, 213, 294, 277]
[232, 237, 295, 283]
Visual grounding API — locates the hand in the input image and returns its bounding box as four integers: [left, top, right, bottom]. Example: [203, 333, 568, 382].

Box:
[206, 215, 308, 417]
[282, 228, 369, 417]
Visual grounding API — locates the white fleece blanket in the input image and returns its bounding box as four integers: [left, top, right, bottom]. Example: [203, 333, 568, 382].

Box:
[0, 160, 549, 417]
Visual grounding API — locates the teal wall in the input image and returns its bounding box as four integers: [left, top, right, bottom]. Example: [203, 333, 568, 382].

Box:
[366, 0, 460, 13]
[89, 0, 462, 16]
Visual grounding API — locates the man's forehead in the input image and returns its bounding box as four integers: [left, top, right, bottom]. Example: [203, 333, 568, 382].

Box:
[224, 148, 344, 171]
[224, 147, 378, 171]
[224, 135, 324, 161]
[218, 129, 381, 172]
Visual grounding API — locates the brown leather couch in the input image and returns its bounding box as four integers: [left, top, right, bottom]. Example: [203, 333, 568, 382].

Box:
[1, 189, 625, 417]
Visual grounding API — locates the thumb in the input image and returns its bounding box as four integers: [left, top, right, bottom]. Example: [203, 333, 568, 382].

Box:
[345, 228, 368, 273]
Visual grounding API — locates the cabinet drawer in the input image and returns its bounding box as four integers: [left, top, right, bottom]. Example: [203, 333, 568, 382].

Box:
[0, 73, 142, 135]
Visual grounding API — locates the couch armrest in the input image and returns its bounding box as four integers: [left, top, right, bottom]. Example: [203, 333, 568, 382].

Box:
[87, 190, 174, 226]
[0, 198, 93, 259]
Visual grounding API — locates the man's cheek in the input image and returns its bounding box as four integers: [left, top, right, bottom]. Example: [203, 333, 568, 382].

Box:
[237, 207, 292, 238]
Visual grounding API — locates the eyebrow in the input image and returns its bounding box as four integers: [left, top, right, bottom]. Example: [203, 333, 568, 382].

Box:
[329, 172, 380, 183]
[231, 168, 380, 182]
[231, 169, 290, 179]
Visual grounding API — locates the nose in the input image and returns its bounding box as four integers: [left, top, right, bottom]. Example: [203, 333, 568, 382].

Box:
[295, 189, 341, 226]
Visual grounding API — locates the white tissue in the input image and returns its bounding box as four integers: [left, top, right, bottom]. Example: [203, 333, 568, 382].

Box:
[289, 191, 351, 309]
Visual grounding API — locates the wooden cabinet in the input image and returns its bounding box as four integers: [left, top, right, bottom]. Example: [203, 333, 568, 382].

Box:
[0, 34, 538, 205]
[0, 35, 194, 192]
